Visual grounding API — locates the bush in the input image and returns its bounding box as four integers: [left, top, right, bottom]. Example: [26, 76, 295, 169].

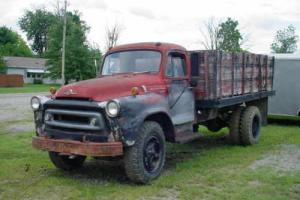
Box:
[33, 79, 43, 84]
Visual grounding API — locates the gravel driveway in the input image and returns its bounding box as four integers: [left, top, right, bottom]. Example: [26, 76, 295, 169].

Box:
[0, 93, 47, 133]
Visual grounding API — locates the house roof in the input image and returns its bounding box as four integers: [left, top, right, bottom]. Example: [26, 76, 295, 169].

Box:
[3, 56, 48, 69]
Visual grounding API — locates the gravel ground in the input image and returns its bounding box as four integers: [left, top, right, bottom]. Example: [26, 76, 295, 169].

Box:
[0, 92, 47, 133]
[250, 144, 300, 173]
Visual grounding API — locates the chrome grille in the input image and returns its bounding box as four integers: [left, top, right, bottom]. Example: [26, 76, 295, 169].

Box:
[44, 109, 105, 131]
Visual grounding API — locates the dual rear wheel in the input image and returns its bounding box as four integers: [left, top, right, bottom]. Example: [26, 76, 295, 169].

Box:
[229, 106, 262, 145]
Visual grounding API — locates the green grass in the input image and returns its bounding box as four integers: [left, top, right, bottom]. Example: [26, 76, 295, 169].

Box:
[0, 125, 300, 200]
[268, 115, 300, 126]
[0, 84, 60, 94]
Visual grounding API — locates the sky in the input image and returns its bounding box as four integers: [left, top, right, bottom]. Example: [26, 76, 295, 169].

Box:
[0, 0, 300, 54]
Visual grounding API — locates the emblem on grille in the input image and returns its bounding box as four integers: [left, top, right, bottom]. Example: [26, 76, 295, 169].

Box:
[64, 89, 77, 95]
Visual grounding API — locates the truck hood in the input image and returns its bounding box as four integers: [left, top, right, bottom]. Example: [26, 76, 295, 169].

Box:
[55, 74, 164, 101]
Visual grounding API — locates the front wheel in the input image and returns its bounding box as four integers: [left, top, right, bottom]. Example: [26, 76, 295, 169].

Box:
[49, 152, 86, 170]
[124, 121, 166, 184]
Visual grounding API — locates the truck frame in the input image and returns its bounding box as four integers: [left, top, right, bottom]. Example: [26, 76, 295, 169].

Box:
[31, 42, 274, 183]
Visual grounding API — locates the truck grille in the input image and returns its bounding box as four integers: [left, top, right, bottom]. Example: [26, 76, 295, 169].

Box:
[44, 109, 106, 131]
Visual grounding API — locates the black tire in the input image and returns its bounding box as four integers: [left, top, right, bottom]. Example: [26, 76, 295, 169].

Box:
[206, 118, 225, 132]
[49, 152, 86, 170]
[124, 121, 166, 184]
[229, 107, 244, 145]
[240, 106, 262, 145]
[193, 124, 199, 132]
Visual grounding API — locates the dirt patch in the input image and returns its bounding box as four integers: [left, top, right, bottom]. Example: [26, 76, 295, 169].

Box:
[248, 180, 262, 188]
[250, 144, 300, 173]
[0, 93, 46, 122]
[0, 93, 46, 133]
[141, 188, 180, 200]
[5, 122, 34, 134]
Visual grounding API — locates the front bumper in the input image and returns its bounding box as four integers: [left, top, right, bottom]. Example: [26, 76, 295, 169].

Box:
[32, 137, 123, 157]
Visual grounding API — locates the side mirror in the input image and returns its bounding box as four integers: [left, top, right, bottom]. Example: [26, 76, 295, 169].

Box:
[190, 79, 197, 87]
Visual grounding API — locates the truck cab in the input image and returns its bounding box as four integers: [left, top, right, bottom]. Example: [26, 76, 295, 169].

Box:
[31, 42, 274, 183]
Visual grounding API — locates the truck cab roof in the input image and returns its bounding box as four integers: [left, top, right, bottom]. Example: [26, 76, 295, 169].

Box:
[107, 42, 187, 54]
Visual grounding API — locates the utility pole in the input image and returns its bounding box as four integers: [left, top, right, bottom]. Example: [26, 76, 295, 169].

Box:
[61, 0, 67, 85]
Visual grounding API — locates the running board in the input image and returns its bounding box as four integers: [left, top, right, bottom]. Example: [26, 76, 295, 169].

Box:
[174, 123, 202, 144]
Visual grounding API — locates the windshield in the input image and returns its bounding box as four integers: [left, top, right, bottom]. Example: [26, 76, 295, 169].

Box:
[101, 50, 161, 75]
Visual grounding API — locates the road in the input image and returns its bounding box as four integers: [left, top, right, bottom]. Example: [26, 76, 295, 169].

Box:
[0, 92, 47, 133]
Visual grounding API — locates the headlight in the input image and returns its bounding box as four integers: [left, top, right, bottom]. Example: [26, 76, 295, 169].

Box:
[31, 96, 41, 111]
[105, 100, 120, 117]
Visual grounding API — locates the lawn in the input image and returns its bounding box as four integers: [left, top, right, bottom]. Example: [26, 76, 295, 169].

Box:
[0, 125, 299, 200]
[0, 84, 60, 94]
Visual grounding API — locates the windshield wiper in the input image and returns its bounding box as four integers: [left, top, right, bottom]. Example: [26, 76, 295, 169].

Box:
[111, 72, 133, 76]
[109, 71, 154, 76]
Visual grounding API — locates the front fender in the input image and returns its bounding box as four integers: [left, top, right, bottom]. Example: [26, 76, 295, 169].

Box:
[115, 93, 171, 145]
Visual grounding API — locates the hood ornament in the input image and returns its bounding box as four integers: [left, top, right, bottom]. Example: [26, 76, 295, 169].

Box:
[64, 89, 77, 95]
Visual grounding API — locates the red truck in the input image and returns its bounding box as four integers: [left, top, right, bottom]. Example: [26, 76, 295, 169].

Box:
[31, 42, 274, 183]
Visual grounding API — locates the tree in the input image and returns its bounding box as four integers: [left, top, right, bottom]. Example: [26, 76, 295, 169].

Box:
[46, 11, 101, 83]
[199, 17, 221, 50]
[19, 8, 57, 56]
[105, 23, 123, 51]
[0, 26, 32, 57]
[218, 18, 243, 52]
[271, 25, 298, 53]
[0, 57, 5, 73]
[88, 44, 103, 75]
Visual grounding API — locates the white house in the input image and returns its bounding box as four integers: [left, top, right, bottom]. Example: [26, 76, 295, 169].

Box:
[3, 56, 61, 84]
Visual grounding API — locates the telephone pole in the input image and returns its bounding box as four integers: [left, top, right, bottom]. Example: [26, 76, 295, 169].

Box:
[61, 0, 67, 85]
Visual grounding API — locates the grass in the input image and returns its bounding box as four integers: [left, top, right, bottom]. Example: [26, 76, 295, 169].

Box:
[0, 125, 299, 200]
[268, 115, 300, 126]
[0, 84, 60, 94]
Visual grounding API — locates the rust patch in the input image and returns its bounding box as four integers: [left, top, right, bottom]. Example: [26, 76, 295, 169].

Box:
[32, 137, 123, 157]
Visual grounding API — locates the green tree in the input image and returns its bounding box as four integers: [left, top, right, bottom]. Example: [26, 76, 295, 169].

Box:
[88, 45, 103, 75]
[46, 11, 101, 83]
[0, 26, 32, 56]
[218, 18, 243, 52]
[19, 8, 57, 57]
[0, 57, 5, 73]
[271, 25, 298, 53]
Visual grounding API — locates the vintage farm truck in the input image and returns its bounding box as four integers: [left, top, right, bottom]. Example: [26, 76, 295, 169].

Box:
[31, 42, 275, 183]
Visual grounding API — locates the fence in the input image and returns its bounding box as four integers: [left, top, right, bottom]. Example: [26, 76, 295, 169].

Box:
[0, 74, 24, 87]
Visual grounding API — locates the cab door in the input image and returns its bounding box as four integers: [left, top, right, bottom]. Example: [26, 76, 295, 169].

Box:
[165, 52, 195, 125]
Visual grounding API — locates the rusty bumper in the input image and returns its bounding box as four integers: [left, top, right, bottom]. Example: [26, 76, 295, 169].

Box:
[32, 137, 123, 157]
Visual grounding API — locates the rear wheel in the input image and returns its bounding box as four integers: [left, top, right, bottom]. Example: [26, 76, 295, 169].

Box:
[124, 121, 166, 184]
[229, 107, 244, 145]
[49, 152, 86, 170]
[240, 106, 262, 145]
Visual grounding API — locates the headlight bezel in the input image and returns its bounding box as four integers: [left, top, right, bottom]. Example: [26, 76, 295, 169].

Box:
[105, 100, 120, 118]
[31, 96, 41, 111]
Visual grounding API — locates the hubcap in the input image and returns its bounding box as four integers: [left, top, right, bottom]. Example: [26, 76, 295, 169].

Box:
[143, 135, 162, 174]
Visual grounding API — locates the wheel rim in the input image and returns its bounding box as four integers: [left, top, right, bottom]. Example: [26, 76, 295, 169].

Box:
[252, 115, 260, 138]
[143, 135, 162, 174]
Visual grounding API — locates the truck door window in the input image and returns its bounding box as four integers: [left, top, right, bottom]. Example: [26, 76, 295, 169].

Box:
[166, 55, 186, 78]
